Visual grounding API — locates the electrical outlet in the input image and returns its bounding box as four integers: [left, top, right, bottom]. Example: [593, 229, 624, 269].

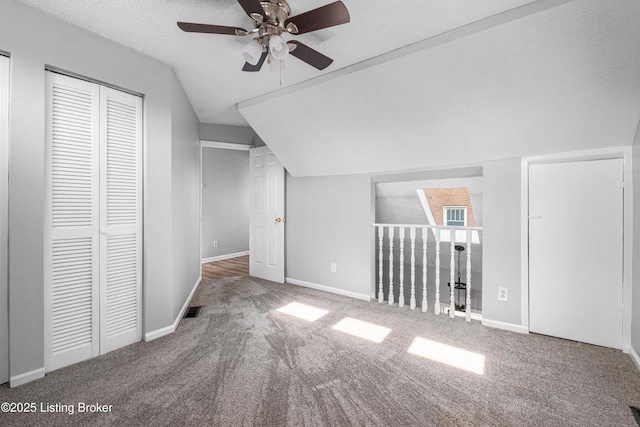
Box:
[498, 287, 508, 301]
[330, 263, 337, 273]
[213, 240, 219, 248]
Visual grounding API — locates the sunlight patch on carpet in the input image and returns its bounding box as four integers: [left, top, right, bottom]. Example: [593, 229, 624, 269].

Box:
[408, 337, 485, 375]
[331, 317, 391, 343]
[276, 302, 329, 322]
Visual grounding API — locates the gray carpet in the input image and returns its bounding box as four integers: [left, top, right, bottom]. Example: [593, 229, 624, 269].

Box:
[1, 276, 640, 426]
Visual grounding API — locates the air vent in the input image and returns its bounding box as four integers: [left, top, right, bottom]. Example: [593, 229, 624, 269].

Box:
[184, 306, 202, 318]
[631, 406, 640, 426]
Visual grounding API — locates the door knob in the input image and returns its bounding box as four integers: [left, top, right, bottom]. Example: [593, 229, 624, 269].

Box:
[275, 217, 286, 223]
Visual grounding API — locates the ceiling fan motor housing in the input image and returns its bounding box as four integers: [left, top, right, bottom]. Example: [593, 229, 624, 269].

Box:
[254, 1, 297, 49]
[260, 0, 291, 24]
[258, 1, 292, 33]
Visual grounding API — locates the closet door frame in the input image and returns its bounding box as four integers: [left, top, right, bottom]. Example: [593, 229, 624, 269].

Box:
[0, 55, 10, 384]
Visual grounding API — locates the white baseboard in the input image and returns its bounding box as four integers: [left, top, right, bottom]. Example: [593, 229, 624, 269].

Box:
[144, 276, 202, 342]
[630, 346, 640, 373]
[10, 367, 45, 388]
[285, 278, 371, 301]
[144, 324, 175, 342]
[201, 251, 249, 264]
[482, 318, 529, 334]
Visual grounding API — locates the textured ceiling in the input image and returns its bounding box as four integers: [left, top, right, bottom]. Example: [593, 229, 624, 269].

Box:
[14, 0, 640, 177]
[14, 0, 538, 126]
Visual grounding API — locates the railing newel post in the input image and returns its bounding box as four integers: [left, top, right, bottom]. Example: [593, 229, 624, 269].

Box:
[449, 230, 456, 318]
[466, 229, 472, 322]
[378, 226, 384, 303]
[434, 228, 441, 315]
[421, 227, 427, 312]
[409, 227, 416, 310]
[399, 227, 405, 308]
[388, 226, 394, 306]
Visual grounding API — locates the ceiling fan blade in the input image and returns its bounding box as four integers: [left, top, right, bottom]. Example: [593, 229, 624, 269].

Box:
[177, 22, 247, 36]
[242, 51, 268, 72]
[288, 41, 333, 70]
[237, 0, 265, 19]
[285, 1, 350, 35]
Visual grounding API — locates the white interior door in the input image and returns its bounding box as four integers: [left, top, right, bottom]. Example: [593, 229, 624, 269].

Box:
[45, 72, 101, 371]
[0, 55, 9, 384]
[249, 146, 285, 283]
[99, 86, 142, 354]
[529, 158, 623, 349]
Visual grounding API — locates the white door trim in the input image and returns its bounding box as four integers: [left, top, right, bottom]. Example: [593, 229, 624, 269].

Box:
[0, 54, 9, 384]
[200, 140, 253, 151]
[521, 146, 632, 352]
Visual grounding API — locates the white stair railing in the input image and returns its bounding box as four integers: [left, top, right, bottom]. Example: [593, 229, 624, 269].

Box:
[373, 223, 482, 322]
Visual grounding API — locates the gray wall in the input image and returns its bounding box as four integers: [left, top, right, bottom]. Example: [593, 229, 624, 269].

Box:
[201, 148, 250, 259]
[199, 123, 254, 145]
[632, 127, 640, 355]
[1, 0, 200, 381]
[286, 173, 372, 298]
[171, 72, 202, 318]
[481, 158, 522, 325]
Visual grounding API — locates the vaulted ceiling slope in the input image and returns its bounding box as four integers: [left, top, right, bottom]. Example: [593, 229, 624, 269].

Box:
[240, 0, 640, 176]
[14, 0, 640, 177]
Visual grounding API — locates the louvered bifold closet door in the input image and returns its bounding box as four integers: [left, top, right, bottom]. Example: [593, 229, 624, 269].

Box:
[45, 72, 100, 372]
[99, 86, 142, 353]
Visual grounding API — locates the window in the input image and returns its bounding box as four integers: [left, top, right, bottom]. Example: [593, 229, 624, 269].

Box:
[444, 206, 467, 226]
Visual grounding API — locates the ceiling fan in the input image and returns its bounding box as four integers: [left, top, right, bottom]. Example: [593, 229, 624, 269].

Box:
[177, 0, 350, 72]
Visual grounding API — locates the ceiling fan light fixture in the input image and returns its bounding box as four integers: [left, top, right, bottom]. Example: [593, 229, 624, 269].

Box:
[242, 39, 263, 65]
[268, 35, 289, 61]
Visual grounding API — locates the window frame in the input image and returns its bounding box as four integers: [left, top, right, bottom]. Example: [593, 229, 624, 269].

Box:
[443, 206, 467, 227]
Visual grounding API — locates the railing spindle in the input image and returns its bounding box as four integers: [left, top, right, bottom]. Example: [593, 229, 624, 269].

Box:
[466, 230, 472, 322]
[421, 227, 427, 312]
[410, 227, 416, 310]
[434, 228, 441, 315]
[450, 233, 456, 318]
[399, 227, 405, 308]
[388, 226, 394, 305]
[378, 226, 384, 303]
